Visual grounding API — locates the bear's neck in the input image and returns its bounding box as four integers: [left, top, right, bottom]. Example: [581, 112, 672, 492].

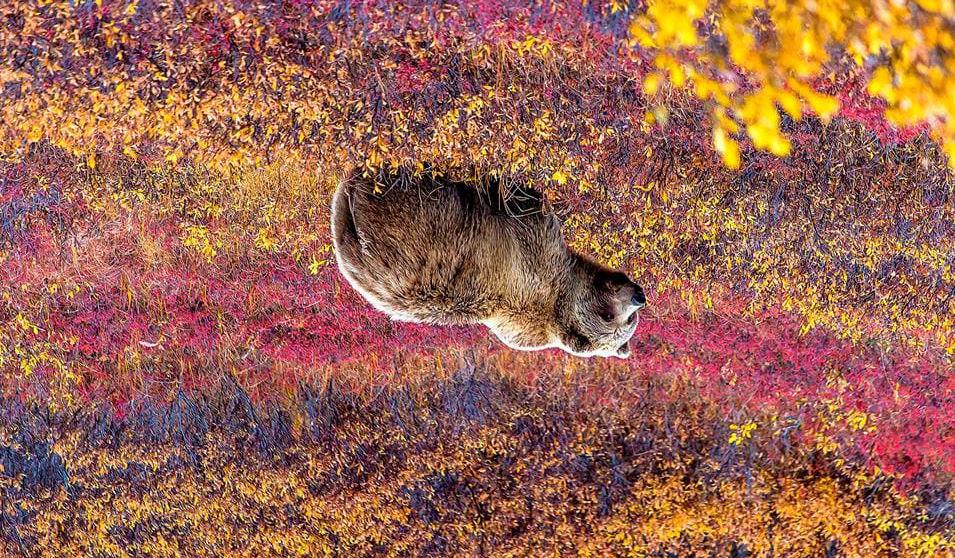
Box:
[488, 231, 574, 321]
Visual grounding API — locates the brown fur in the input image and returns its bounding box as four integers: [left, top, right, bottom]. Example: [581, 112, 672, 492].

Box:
[331, 168, 646, 358]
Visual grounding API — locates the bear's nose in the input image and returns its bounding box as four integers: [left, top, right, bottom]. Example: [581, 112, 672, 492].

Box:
[631, 285, 646, 308]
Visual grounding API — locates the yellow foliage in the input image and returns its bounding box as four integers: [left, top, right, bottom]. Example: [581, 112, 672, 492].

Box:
[630, 0, 955, 167]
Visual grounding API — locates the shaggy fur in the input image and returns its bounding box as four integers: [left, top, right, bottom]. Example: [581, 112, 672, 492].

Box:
[331, 169, 645, 358]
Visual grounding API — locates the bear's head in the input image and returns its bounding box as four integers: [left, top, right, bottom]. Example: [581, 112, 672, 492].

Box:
[551, 258, 645, 358]
[485, 256, 645, 358]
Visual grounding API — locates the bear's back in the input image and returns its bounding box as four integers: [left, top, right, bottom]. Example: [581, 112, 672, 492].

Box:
[331, 169, 560, 324]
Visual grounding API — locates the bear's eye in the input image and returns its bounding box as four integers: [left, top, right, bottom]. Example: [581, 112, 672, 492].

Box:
[597, 308, 615, 322]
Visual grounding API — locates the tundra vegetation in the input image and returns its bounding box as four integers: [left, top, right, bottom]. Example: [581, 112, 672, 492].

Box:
[0, 0, 953, 556]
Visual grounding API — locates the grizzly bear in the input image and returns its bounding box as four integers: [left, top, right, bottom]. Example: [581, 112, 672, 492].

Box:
[331, 168, 645, 358]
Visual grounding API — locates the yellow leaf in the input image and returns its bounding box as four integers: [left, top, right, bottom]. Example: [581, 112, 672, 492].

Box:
[643, 73, 662, 96]
[713, 127, 741, 169]
[791, 81, 841, 121]
[768, 134, 791, 157]
[776, 89, 803, 120]
[806, 92, 839, 121]
[867, 67, 895, 102]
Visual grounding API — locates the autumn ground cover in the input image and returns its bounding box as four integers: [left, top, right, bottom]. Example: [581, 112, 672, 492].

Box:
[1, 0, 954, 556]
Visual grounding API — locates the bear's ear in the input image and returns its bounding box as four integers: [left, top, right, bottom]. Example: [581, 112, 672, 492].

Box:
[557, 325, 592, 354]
[595, 270, 632, 294]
